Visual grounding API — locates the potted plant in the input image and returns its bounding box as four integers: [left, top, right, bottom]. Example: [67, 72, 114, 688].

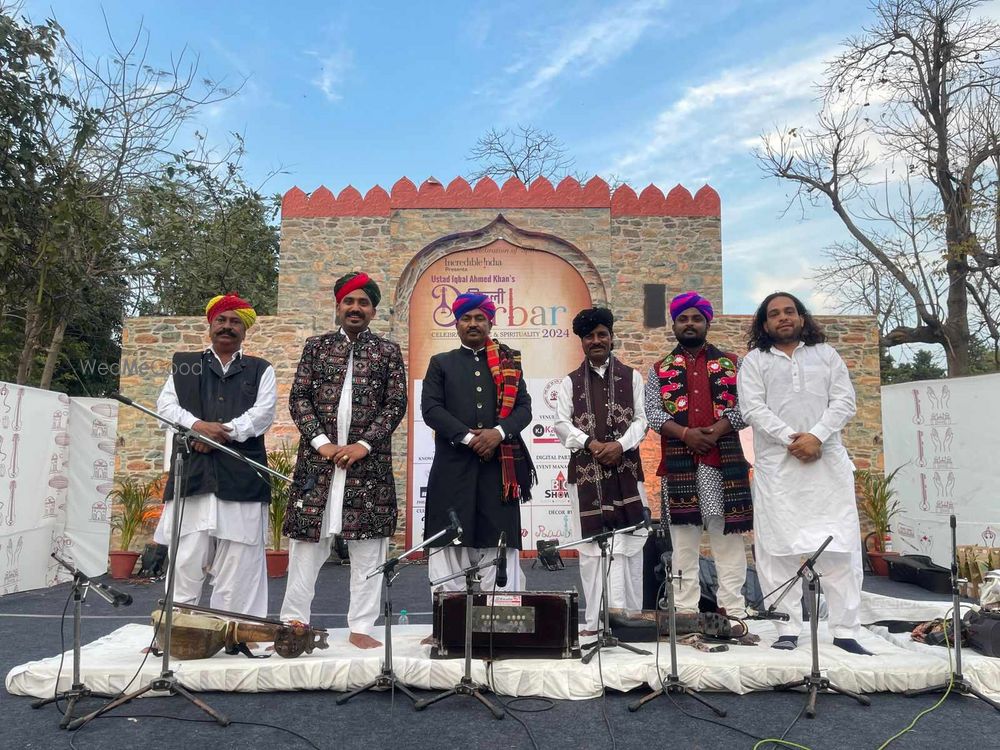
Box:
[265, 441, 297, 578]
[858, 466, 904, 576]
[108, 475, 161, 579]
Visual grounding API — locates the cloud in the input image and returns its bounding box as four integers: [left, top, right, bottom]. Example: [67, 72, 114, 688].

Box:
[607, 40, 836, 184]
[307, 45, 353, 103]
[501, 0, 669, 115]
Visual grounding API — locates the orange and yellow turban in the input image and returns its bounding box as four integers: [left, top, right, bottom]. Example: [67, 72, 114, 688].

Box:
[205, 293, 257, 328]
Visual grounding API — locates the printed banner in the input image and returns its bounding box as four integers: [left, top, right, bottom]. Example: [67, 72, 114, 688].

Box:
[0, 383, 116, 594]
[881, 373, 1000, 567]
[406, 240, 592, 550]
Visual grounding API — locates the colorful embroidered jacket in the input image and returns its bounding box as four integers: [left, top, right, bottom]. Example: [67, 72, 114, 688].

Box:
[653, 343, 752, 533]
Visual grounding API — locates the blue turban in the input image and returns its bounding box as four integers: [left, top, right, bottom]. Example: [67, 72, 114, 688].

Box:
[452, 292, 497, 322]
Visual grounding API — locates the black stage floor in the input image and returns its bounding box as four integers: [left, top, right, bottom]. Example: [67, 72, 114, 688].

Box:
[1, 559, 995, 750]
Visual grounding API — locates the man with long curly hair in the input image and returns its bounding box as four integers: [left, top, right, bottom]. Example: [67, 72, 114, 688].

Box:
[739, 292, 872, 655]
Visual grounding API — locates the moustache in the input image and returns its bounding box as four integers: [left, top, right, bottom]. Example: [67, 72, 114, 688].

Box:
[216, 329, 237, 337]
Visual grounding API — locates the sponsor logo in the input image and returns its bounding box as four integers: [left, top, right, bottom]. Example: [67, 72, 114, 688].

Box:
[531, 423, 560, 444]
[542, 379, 562, 412]
[544, 471, 570, 500]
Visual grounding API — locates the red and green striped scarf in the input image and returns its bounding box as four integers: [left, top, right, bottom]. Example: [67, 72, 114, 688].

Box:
[486, 338, 525, 502]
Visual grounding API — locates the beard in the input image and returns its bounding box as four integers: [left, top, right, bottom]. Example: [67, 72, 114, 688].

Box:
[677, 331, 706, 348]
[769, 323, 802, 344]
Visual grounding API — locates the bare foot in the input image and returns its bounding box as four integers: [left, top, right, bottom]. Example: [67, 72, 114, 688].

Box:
[580, 629, 599, 638]
[420, 634, 438, 646]
[348, 632, 382, 649]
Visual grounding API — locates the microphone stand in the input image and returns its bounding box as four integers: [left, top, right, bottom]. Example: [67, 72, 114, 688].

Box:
[32, 554, 119, 728]
[903, 514, 1000, 710]
[336, 524, 457, 707]
[556, 520, 652, 664]
[414, 553, 507, 719]
[627, 548, 726, 716]
[69, 393, 291, 731]
[770, 536, 870, 718]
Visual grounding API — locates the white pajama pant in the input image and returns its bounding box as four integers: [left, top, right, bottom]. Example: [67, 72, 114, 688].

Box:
[171, 531, 268, 618]
[578, 534, 645, 632]
[427, 546, 524, 593]
[281, 536, 388, 634]
[669, 516, 748, 615]
[754, 540, 863, 639]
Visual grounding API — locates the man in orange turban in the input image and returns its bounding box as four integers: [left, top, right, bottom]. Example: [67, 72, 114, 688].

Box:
[154, 292, 276, 619]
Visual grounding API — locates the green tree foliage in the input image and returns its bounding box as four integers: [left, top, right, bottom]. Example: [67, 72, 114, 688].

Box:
[881, 349, 947, 385]
[132, 159, 279, 318]
[0, 5, 276, 395]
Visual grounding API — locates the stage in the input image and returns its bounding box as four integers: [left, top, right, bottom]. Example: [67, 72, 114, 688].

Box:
[6, 590, 999, 703]
[4, 563, 999, 750]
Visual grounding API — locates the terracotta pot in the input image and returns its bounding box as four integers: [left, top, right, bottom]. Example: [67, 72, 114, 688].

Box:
[108, 550, 140, 580]
[266, 549, 289, 578]
[868, 550, 900, 577]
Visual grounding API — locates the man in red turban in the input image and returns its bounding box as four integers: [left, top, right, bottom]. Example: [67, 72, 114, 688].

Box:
[282, 271, 407, 650]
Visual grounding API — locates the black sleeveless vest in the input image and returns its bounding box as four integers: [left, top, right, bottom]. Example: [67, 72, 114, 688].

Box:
[162, 351, 271, 504]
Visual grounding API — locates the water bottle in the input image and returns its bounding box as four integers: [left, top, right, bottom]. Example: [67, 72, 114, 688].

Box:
[398, 608, 409, 626]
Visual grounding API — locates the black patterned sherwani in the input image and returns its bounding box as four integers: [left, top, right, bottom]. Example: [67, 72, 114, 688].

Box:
[284, 329, 407, 542]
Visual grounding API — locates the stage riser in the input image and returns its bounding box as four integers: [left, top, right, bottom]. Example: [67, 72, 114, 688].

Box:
[7, 621, 1000, 701]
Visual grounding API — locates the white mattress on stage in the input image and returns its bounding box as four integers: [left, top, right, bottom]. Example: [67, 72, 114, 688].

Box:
[7, 594, 1000, 701]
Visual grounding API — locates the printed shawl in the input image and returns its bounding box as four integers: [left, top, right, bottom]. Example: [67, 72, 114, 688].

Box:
[567, 357, 646, 537]
[486, 338, 535, 502]
[655, 343, 752, 533]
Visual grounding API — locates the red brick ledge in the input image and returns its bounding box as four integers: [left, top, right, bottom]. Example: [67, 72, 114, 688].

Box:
[281, 177, 720, 218]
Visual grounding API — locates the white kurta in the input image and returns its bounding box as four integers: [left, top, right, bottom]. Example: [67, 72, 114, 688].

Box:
[738, 341, 862, 638]
[280, 331, 384, 634]
[154, 348, 276, 617]
[553, 361, 649, 630]
[737, 342, 859, 556]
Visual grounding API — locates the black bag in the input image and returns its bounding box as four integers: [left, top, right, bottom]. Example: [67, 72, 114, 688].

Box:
[137, 543, 168, 579]
[886, 554, 951, 594]
[965, 609, 1000, 658]
[642, 522, 672, 609]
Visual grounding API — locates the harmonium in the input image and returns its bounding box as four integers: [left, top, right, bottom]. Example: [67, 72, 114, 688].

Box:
[431, 590, 580, 659]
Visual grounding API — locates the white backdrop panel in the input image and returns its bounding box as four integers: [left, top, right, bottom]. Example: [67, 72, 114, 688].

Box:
[0, 383, 115, 594]
[882, 373, 1000, 566]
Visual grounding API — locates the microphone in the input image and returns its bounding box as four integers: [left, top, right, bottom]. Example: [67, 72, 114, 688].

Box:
[496, 532, 508, 589]
[536, 539, 564, 571]
[91, 581, 133, 607]
[799, 535, 834, 575]
[447, 508, 463, 545]
[108, 391, 134, 406]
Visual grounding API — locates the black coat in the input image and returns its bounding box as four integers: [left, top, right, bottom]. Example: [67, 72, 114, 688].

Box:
[421, 346, 532, 549]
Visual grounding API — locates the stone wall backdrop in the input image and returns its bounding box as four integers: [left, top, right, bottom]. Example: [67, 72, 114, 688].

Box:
[115, 176, 882, 554]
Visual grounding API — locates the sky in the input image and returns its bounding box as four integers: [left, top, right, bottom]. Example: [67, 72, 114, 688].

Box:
[20, 0, 996, 320]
